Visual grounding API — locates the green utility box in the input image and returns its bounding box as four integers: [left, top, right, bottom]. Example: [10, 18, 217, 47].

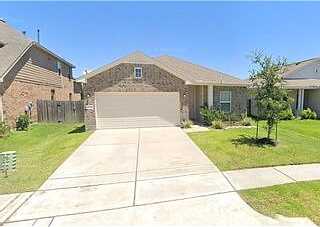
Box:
[0, 151, 16, 177]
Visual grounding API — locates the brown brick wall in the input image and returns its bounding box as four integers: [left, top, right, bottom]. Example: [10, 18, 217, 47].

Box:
[1, 45, 80, 126]
[85, 63, 190, 130]
[189, 85, 247, 123]
[2, 76, 80, 126]
[213, 86, 247, 118]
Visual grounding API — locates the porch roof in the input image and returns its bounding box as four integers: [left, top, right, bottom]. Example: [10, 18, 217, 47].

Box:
[284, 79, 320, 89]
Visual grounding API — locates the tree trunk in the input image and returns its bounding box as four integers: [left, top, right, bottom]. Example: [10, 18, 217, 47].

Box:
[275, 122, 278, 143]
[267, 119, 272, 140]
[256, 120, 259, 139]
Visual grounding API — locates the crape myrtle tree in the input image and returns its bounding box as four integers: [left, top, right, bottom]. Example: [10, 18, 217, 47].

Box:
[249, 51, 293, 143]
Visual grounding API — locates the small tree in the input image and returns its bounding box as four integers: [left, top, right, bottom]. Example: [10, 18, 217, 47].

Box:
[249, 51, 292, 142]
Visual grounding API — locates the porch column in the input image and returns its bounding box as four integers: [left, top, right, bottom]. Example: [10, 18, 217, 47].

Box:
[207, 85, 214, 108]
[200, 85, 204, 106]
[297, 89, 305, 113]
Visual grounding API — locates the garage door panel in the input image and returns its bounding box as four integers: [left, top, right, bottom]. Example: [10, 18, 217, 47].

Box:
[95, 92, 180, 129]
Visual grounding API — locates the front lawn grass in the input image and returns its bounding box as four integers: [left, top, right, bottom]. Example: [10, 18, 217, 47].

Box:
[240, 180, 320, 225]
[189, 120, 320, 171]
[0, 123, 91, 194]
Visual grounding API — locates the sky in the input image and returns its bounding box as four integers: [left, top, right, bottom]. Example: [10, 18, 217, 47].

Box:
[1, 1, 320, 79]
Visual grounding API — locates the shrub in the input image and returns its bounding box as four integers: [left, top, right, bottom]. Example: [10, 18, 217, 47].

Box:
[212, 120, 224, 129]
[301, 108, 317, 120]
[200, 107, 215, 126]
[225, 112, 240, 122]
[215, 109, 226, 121]
[200, 106, 225, 126]
[240, 113, 247, 121]
[16, 114, 30, 131]
[240, 117, 252, 126]
[181, 119, 193, 129]
[0, 122, 10, 138]
[279, 108, 294, 120]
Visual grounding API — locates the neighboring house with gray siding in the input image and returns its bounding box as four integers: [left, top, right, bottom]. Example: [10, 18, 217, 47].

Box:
[282, 58, 320, 116]
[248, 57, 320, 117]
[84, 51, 248, 130]
[0, 19, 81, 125]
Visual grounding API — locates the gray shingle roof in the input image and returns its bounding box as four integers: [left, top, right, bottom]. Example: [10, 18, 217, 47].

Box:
[283, 58, 320, 78]
[283, 79, 320, 89]
[0, 21, 32, 80]
[156, 55, 247, 86]
[86, 51, 247, 86]
[0, 21, 74, 81]
[281, 58, 320, 89]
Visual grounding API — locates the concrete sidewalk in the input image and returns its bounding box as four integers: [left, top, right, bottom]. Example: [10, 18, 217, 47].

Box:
[224, 163, 320, 190]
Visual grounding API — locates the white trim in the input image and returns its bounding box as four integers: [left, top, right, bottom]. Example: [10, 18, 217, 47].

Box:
[57, 61, 62, 74]
[94, 95, 98, 129]
[219, 90, 232, 113]
[297, 89, 305, 112]
[134, 67, 142, 79]
[207, 85, 214, 108]
[200, 85, 204, 106]
[185, 81, 248, 87]
[0, 43, 33, 81]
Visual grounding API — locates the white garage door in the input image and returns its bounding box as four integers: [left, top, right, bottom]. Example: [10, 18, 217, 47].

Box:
[95, 92, 180, 129]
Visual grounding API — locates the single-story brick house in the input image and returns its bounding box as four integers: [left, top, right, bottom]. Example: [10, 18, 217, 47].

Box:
[249, 57, 320, 117]
[0, 19, 81, 125]
[84, 51, 248, 130]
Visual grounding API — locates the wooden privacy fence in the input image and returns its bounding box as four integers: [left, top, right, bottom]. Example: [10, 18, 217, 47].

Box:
[37, 100, 84, 123]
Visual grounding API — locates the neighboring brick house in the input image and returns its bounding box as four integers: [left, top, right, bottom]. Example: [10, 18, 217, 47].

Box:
[84, 51, 248, 130]
[0, 19, 81, 126]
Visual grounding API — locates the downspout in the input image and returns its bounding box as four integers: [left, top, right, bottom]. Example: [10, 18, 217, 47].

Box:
[0, 84, 3, 122]
[0, 81, 4, 122]
[0, 95, 3, 122]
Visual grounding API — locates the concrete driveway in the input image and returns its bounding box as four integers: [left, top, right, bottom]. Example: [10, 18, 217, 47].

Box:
[2, 127, 314, 226]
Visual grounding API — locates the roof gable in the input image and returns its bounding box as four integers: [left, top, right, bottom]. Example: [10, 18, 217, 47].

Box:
[86, 51, 189, 82]
[0, 21, 74, 81]
[283, 58, 320, 80]
[0, 21, 32, 80]
[86, 51, 156, 78]
[86, 51, 247, 86]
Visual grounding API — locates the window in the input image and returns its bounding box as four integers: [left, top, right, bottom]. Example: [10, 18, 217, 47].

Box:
[57, 61, 62, 76]
[220, 91, 231, 113]
[69, 93, 72, 101]
[68, 67, 72, 80]
[50, 89, 55, 101]
[134, 67, 142, 79]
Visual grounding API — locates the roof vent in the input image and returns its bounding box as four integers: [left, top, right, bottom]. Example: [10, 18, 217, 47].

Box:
[0, 41, 5, 48]
[0, 18, 6, 23]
